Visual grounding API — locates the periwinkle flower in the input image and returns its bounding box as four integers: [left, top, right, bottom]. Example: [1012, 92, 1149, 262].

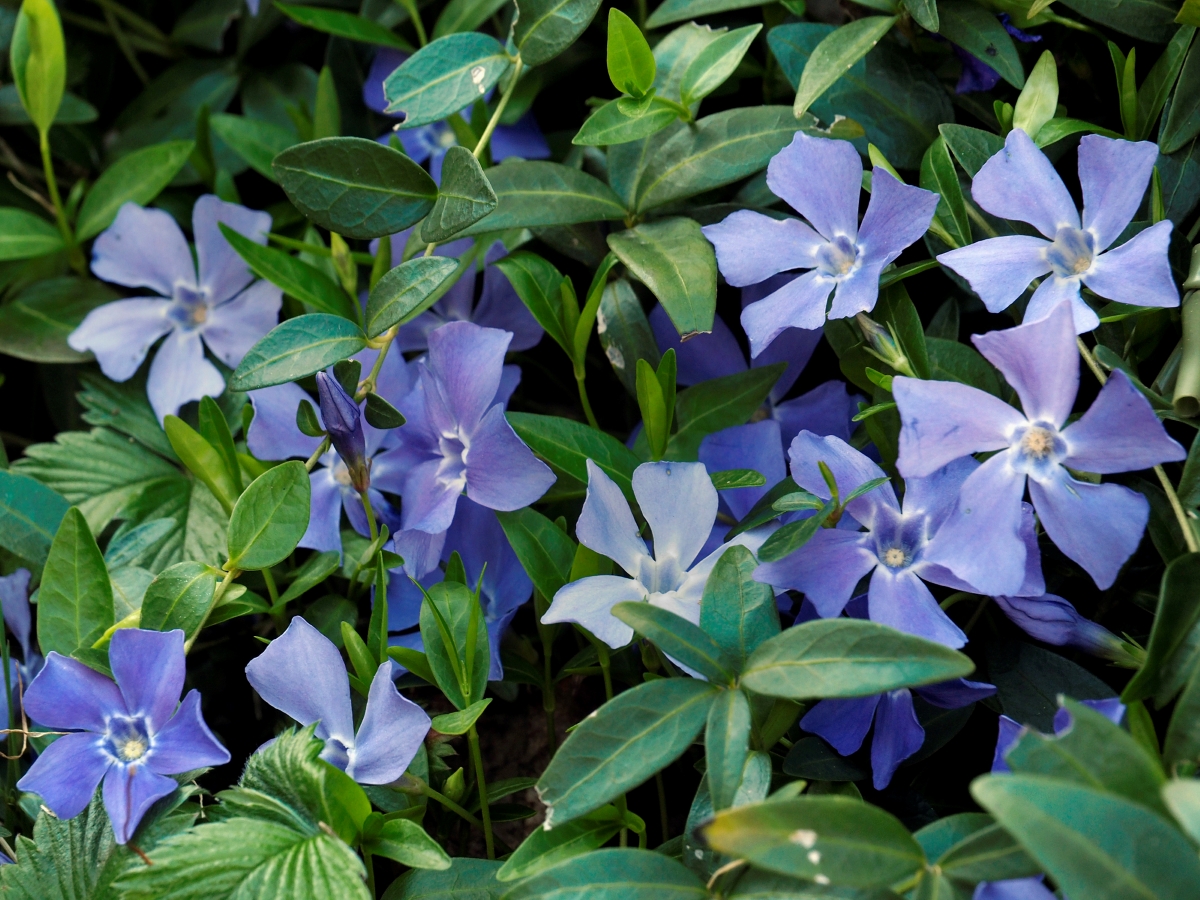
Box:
[992, 593, 1137, 664]
[951, 15, 1041, 94]
[68, 197, 281, 422]
[937, 129, 1178, 333]
[0, 568, 42, 686]
[894, 301, 1186, 594]
[316, 371, 369, 492]
[245, 617, 430, 784]
[702, 132, 939, 357]
[373, 321, 555, 535]
[542, 460, 771, 648]
[16, 629, 229, 844]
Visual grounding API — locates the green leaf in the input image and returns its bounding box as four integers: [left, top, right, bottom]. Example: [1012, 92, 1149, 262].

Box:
[0, 469, 68, 565]
[613, 602, 737, 683]
[501, 849, 706, 900]
[1057, 0, 1179, 42]
[741, 618, 975, 699]
[704, 796, 925, 888]
[514, 0, 604, 67]
[706, 687, 752, 811]
[38, 507, 114, 658]
[0, 84, 95, 125]
[597, 277, 659, 395]
[1123, 551, 1200, 703]
[934, 822, 1041, 885]
[383, 33, 511, 128]
[230, 314, 367, 391]
[972, 774, 1200, 900]
[1164, 659, 1200, 769]
[726, 869, 904, 900]
[494, 251, 570, 350]
[274, 138, 438, 240]
[711, 469, 767, 490]
[939, 124, 1004, 176]
[164, 415, 240, 514]
[903, 0, 939, 31]
[364, 392, 406, 429]
[608, 217, 714, 340]
[507, 412, 642, 502]
[275, 1, 412, 49]
[680, 24, 761, 105]
[227, 461, 311, 570]
[700, 545, 780, 671]
[572, 97, 680, 147]
[10, 0, 65, 134]
[421, 580, 490, 709]
[422, 146, 498, 243]
[209, 114, 296, 183]
[461, 161, 627, 235]
[365, 255, 461, 338]
[432, 699, 493, 736]
[495, 506, 576, 602]
[0, 277, 119, 363]
[1162, 779, 1200, 843]
[988, 640, 1117, 732]
[1013, 50, 1058, 138]
[646, 0, 769, 28]
[537, 678, 718, 827]
[636, 106, 801, 212]
[382, 859, 504, 900]
[138, 561, 218, 639]
[219, 224, 355, 320]
[608, 9, 656, 97]
[313, 65, 341, 141]
[434, 0, 513, 37]
[1136, 25, 1194, 140]
[498, 808, 624, 882]
[668, 364, 785, 460]
[792, 16, 896, 118]
[1162, 37, 1200, 153]
[1005, 698, 1168, 815]
[756, 502, 834, 563]
[0, 207, 61, 260]
[927, 337, 1002, 396]
[937, 1, 1026, 88]
[920, 137, 970, 248]
[75, 140, 193, 241]
[365, 818, 451, 870]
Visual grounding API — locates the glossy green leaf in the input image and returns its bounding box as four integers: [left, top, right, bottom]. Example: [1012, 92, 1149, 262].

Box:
[608, 217, 715, 340]
[434, 0, 512, 37]
[420, 580, 490, 709]
[706, 687, 752, 811]
[939, 124, 1004, 176]
[38, 508, 114, 658]
[613, 602, 737, 683]
[700, 544, 780, 670]
[502, 849, 706, 900]
[927, 337, 1002, 396]
[1162, 779, 1200, 843]
[572, 97, 680, 147]
[274, 138, 438, 239]
[10, 0, 65, 134]
[138, 561, 218, 639]
[164, 415, 240, 514]
[431, 698, 492, 735]
[0, 207, 62, 260]
[1135, 24, 1194, 140]
[382, 859, 503, 900]
[756, 501, 834, 563]
[275, 551, 340, 609]
[704, 796, 924, 888]
[230, 314, 367, 391]
[741, 618, 975, 699]
[1123, 551, 1200, 702]
[495, 506, 576, 602]
[514, 0, 604, 67]
[493, 251, 570, 349]
[422, 146, 498, 242]
[727, 870, 903, 900]
[937, 0, 1026, 88]
[364, 392, 405, 429]
[0, 277, 119, 363]
[1162, 37, 1200, 153]
[537, 678, 718, 826]
[973, 774, 1200, 900]
[383, 33, 511, 128]
[365, 256, 460, 337]
[793, 16, 896, 118]
[227, 461, 311, 570]
[903, 0, 939, 31]
[935, 822, 1041, 885]
[461, 162, 627, 235]
[920, 139, 970, 249]
[1013, 50, 1058, 138]
[646, 0, 769, 28]
[276, 2, 412, 49]
[597, 277, 659, 395]
[507, 412, 642, 502]
[220, 223, 355, 320]
[366, 818, 451, 870]
[1057, 0, 1178, 42]
[680, 24, 761, 105]
[668, 364, 785, 460]
[498, 807, 624, 882]
[608, 8, 656, 97]
[209, 114, 296, 182]
[75, 141, 194, 241]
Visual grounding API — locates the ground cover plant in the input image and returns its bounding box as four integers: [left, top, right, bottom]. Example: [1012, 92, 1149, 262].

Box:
[0, 0, 1198, 896]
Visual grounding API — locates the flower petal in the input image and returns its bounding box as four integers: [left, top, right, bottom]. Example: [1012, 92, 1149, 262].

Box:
[446, 497, 532, 617]
[650, 304, 746, 386]
[490, 114, 552, 161]
[91, 203, 194, 295]
[701, 210, 823, 287]
[427, 321, 510, 431]
[742, 269, 836, 358]
[936, 236, 1052, 313]
[788, 431, 897, 524]
[914, 678, 996, 708]
[103, 762, 177, 844]
[973, 877, 1057, 900]
[146, 329, 226, 423]
[922, 451, 1028, 595]
[800, 695, 880, 755]
[464, 404, 555, 511]
[767, 132, 862, 241]
[298, 469, 347, 555]
[753, 528, 876, 618]
[828, 258, 887, 320]
[24, 651, 126, 730]
[857, 169, 939, 266]
[970, 128, 1078, 238]
[893, 377, 1023, 478]
[1062, 369, 1185, 473]
[401, 458, 463, 534]
[202, 279, 282, 368]
[633, 461, 718, 570]
[870, 689, 924, 790]
[699, 421, 786, 521]
[1029, 470, 1148, 590]
[773, 381, 862, 448]
[1083, 220, 1179, 310]
[867, 567, 967, 648]
[1023, 272, 1097, 334]
[67, 298, 173, 382]
[577, 459, 650, 576]
[193, 195, 273, 305]
[990, 715, 1024, 773]
[901, 457, 978, 533]
[109, 628, 185, 732]
[348, 663, 431, 784]
[244, 616, 355, 745]
[474, 266, 544, 351]
[0, 569, 33, 662]
[543, 575, 646, 648]
[1078, 135, 1158, 251]
[248, 383, 324, 461]
[991, 593, 1123, 658]
[17, 732, 110, 819]
[148, 690, 230, 773]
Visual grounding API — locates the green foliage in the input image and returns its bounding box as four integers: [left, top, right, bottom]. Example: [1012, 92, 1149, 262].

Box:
[75, 141, 195, 240]
[513, 0, 603, 66]
[38, 507, 114, 659]
[501, 849, 706, 900]
[422, 147, 498, 242]
[10, 0, 65, 134]
[226, 461, 311, 570]
[230, 314, 368, 391]
[139, 560, 218, 638]
[461, 161, 627, 234]
[383, 34, 512, 128]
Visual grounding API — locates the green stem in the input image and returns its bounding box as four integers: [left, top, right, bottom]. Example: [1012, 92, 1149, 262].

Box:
[655, 771, 670, 843]
[305, 437, 331, 472]
[637, 0, 647, 26]
[186, 566, 239, 653]
[261, 567, 280, 606]
[474, 57, 524, 162]
[962, 199, 999, 239]
[399, 0, 427, 45]
[39, 132, 83, 273]
[417, 781, 483, 827]
[268, 232, 373, 265]
[468, 725, 495, 859]
[576, 371, 600, 429]
[360, 490, 379, 542]
[364, 848, 376, 897]
[655, 95, 693, 123]
[2, 639, 15, 832]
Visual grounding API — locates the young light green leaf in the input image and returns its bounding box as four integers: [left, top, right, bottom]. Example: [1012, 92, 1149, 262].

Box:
[38, 508, 114, 659]
[608, 217, 715, 340]
[431, 698, 493, 735]
[365, 256, 461, 337]
[138, 561, 219, 639]
[164, 415, 240, 515]
[276, 1, 412, 49]
[11, 0, 65, 134]
[792, 16, 896, 118]
[209, 114, 296, 182]
[74, 141, 194, 241]
[612, 602, 737, 683]
[608, 9, 656, 97]
[710, 469, 767, 490]
[227, 461, 311, 570]
[313, 65, 341, 140]
[1162, 779, 1200, 843]
[0, 207, 62, 260]
[680, 24, 762, 105]
[421, 146, 498, 243]
[365, 818, 451, 871]
[514, 0, 604, 67]
[637, 358, 670, 460]
[572, 97, 680, 146]
[229, 314, 367, 391]
[383, 33, 511, 127]
[1013, 50, 1058, 138]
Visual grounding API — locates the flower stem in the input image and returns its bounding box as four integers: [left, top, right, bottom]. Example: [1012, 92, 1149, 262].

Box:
[305, 437, 331, 472]
[364, 849, 376, 897]
[359, 489, 379, 542]
[655, 771, 670, 843]
[474, 57, 524, 163]
[467, 724, 495, 859]
[413, 780, 483, 827]
[576, 372, 600, 429]
[186, 566, 239, 653]
[38, 132, 83, 274]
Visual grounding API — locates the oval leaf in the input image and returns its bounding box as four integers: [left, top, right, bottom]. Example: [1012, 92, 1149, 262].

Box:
[366, 256, 461, 338]
[227, 461, 311, 570]
[229, 314, 367, 391]
[383, 33, 511, 127]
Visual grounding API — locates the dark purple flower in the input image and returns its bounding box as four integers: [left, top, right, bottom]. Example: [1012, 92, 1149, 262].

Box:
[992, 593, 1136, 664]
[702, 132, 939, 357]
[16, 629, 229, 844]
[895, 301, 1186, 594]
[937, 130, 1178, 332]
[954, 46, 1003, 94]
[245, 617, 430, 784]
[316, 371, 369, 492]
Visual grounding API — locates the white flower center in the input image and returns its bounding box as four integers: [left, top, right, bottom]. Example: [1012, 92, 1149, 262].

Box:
[882, 547, 908, 568]
[106, 715, 151, 764]
[1045, 227, 1095, 279]
[815, 235, 860, 279]
[170, 284, 210, 330]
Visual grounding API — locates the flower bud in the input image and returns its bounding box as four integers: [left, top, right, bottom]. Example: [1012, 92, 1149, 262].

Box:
[992, 593, 1141, 667]
[316, 371, 370, 492]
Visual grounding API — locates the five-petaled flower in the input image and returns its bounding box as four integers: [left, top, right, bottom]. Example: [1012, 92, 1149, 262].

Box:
[245, 617, 430, 784]
[936, 129, 1178, 333]
[894, 301, 1186, 595]
[17, 629, 229, 844]
[702, 132, 939, 357]
[68, 197, 281, 422]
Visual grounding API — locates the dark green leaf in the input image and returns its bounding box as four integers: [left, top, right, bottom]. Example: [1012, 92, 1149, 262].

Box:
[0, 277, 119, 364]
[508, 412, 642, 502]
[422, 146, 498, 242]
[209, 114, 296, 182]
[706, 687, 752, 811]
[680, 24, 761, 105]
[75, 141, 195, 241]
[431, 698, 492, 735]
[646, 0, 765, 28]
[163, 415, 240, 513]
[138, 561, 218, 639]
[38, 507, 113, 658]
[937, 0, 1024, 88]
[756, 503, 834, 563]
[420, 580, 490, 709]
[1164, 658, 1200, 769]
[498, 808, 624, 882]
[366, 818, 451, 870]
[791, 17, 897, 118]
[383, 33, 511, 127]
[938, 124, 1004, 177]
[434, 0, 513, 37]
[230, 314, 367, 391]
[514, 0, 604, 67]
[501, 849, 706, 900]
[0, 85, 95, 125]
[700, 544, 780, 671]
[227, 461, 311, 570]
[0, 207, 61, 260]
[364, 392, 406, 429]
[494, 251, 569, 350]
[927, 337, 1002, 396]
[382, 859, 503, 900]
[495, 506, 577, 602]
[613, 602, 737, 683]
[1057, 0, 1179, 42]
[1162, 37, 1200, 153]
[365, 256, 461, 338]
[1124, 551, 1200, 703]
[782, 735, 869, 781]
[935, 822, 1041, 885]
[0, 468, 66, 564]
[276, 1, 412, 49]
[668, 364, 786, 460]
[711, 469, 767, 490]
[988, 640, 1116, 732]
[462, 162, 627, 235]
[609, 217, 715, 340]
[904, 0, 939, 31]
[920, 137, 971, 249]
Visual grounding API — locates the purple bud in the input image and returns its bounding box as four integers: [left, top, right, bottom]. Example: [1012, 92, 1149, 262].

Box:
[992, 593, 1141, 666]
[316, 371, 370, 492]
